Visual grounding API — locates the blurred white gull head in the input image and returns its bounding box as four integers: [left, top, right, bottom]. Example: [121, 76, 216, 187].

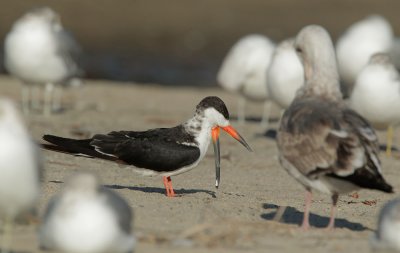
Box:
[350, 53, 400, 129]
[4, 6, 83, 115]
[336, 15, 394, 94]
[39, 172, 135, 253]
[217, 34, 275, 126]
[267, 38, 304, 109]
[371, 198, 400, 251]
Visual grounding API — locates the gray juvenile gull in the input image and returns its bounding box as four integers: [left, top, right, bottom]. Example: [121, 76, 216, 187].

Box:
[350, 53, 400, 157]
[4, 6, 83, 116]
[277, 25, 393, 230]
[39, 172, 135, 253]
[0, 98, 42, 252]
[217, 34, 275, 127]
[371, 198, 400, 251]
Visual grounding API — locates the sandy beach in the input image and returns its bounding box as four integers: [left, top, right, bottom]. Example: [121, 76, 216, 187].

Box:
[1, 75, 399, 253]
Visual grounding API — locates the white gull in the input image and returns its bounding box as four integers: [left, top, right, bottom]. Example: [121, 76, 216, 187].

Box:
[0, 98, 42, 251]
[4, 6, 83, 116]
[336, 15, 394, 96]
[267, 38, 304, 110]
[217, 34, 275, 127]
[39, 172, 135, 253]
[350, 53, 400, 156]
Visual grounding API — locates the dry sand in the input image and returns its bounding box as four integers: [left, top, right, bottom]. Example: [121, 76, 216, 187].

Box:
[1, 75, 400, 253]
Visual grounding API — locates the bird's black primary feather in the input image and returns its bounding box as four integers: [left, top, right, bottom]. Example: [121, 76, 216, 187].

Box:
[42, 126, 201, 173]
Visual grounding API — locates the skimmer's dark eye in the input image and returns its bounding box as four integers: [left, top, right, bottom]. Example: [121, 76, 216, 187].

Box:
[296, 47, 303, 53]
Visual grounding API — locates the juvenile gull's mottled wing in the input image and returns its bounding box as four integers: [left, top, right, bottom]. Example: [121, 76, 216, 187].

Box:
[278, 97, 392, 192]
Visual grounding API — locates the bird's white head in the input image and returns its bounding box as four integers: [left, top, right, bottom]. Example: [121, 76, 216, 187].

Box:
[16, 7, 61, 31]
[195, 96, 252, 151]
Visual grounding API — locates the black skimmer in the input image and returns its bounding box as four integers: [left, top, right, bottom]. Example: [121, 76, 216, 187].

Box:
[42, 96, 252, 197]
[277, 25, 393, 230]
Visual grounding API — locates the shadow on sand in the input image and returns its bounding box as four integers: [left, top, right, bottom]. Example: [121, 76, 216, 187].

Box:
[379, 144, 398, 153]
[261, 203, 368, 231]
[49, 180, 217, 197]
[105, 184, 217, 198]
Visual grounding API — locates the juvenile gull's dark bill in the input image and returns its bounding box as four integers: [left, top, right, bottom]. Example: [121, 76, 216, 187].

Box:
[42, 96, 252, 197]
[276, 25, 393, 230]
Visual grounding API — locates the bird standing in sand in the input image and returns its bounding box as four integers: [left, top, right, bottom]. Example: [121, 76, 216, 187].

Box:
[370, 198, 400, 251]
[336, 15, 393, 95]
[0, 98, 42, 252]
[4, 7, 83, 116]
[350, 53, 400, 156]
[217, 34, 275, 128]
[40, 172, 135, 253]
[42, 96, 252, 197]
[267, 38, 304, 110]
[277, 25, 393, 230]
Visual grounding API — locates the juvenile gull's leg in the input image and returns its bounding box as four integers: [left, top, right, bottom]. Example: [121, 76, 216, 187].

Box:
[301, 190, 312, 230]
[326, 193, 339, 230]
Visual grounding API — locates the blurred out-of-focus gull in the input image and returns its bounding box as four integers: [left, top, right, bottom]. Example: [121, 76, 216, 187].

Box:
[4, 6, 83, 116]
[277, 25, 393, 230]
[0, 98, 42, 252]
[217, 34, 275, 127]
[371, 198, 400, 251]
[267, 38, 304, 110]
[350, 53, 400, 156]
[336, 15, 393, 95]
[40, 172, 136, 253]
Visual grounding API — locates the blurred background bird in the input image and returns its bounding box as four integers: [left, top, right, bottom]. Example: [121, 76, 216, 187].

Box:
[350, 53, 400, 157]
[217, 34, 275, 128]
[39, 172, 135, 253]
[0, 98, 42, 252]
[370, 198, 400, 251]
[267, 38, 304, 111]
[336, 15, 394, 96]
[4, 6, 83, 116]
